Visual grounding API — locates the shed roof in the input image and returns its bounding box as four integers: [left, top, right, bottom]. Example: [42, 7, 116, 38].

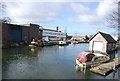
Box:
[89, 32, 116, 43]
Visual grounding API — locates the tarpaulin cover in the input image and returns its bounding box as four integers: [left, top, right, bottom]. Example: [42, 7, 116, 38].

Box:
[76, 51, 95, 63]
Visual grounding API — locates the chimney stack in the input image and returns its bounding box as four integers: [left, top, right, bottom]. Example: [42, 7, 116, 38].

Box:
[56, 26, 58, 31]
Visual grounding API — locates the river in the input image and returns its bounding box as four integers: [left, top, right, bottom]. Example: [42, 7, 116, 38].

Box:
[2, 43, 120, 79]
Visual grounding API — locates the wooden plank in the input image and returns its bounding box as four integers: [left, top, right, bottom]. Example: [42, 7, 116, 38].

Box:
[90, 57, 120, 76]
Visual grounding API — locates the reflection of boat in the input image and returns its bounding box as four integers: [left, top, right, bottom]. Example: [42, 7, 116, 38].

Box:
[29, 44, 37, 47]
[76, 51, 110, 68]
[59, 41, 68, 46]
[75, 64, 86, 73]
[59, 46, 65, 48]
[43, 42, 54, 46]
[31, 48, 35, 51]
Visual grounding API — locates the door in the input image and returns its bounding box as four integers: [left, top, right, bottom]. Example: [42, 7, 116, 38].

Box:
[93, 41, 103, 52]
[10, 29, 22, 43]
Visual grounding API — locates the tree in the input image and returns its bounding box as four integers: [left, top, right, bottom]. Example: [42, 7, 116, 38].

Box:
[106, 1, 119, 28]
[0, 17, 11, 23]
[106, 1, 120, 41]
[0, 3, 11, 23]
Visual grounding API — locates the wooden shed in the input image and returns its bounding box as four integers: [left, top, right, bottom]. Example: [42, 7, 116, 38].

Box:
[89, 32, 116, 53]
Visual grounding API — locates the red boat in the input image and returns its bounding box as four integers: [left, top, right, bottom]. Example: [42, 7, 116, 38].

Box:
[76, 51, 110, 68]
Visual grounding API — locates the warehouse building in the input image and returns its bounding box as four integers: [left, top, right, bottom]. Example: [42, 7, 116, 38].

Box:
[1, 23, 42, 48]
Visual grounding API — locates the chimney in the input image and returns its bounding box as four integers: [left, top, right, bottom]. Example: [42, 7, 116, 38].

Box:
[56, 26, 58, 31]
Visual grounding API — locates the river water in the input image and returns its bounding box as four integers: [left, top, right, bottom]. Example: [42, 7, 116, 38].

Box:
[2, 43, 120, 79]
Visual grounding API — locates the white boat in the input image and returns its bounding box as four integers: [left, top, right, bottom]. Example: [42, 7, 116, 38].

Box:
[76, 51, 110, 68]
[59, 41, 68, 46]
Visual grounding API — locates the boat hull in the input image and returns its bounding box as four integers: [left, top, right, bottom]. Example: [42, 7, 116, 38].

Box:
[59, 43, 68, 46]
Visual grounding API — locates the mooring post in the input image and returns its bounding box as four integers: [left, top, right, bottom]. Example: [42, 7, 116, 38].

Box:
[83, 63, 86, 69]
[113, 61, 116, 70]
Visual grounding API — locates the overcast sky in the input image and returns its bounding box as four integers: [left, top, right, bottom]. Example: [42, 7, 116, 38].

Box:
[0, 0, 119, 36]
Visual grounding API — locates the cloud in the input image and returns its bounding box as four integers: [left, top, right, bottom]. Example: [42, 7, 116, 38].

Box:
[1, 0, 102, 2]
[78, 15, 100, 25]
[68, 2, 100, 25]
[68, 3, 99, 24]
[71, 3, 92, 14]
[68, 18, 74, 22]
[3, 1, 64, 23]
[68, 17, 78, 23]
[96, 0, 118, 18]
[68, 0, 118, 26]
[2, 0, 118, 25]
[4, 0, 98, 24]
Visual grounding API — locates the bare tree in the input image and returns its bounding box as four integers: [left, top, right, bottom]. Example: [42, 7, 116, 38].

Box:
[0, 17, 11, 23]
[106, 1, 119, 27]
[105, 1, 120, 41]
[0, 3, 11, 24]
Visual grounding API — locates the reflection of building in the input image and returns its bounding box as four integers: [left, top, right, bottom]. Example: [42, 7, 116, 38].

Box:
[89, 32, 116, 53]
[41, 26, 66, 41]
[1, 23, 42, 48]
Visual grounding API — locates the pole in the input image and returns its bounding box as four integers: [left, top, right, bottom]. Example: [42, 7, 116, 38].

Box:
[113, 61, 116, 70]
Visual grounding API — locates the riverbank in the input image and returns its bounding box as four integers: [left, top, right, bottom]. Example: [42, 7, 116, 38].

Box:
[2, 41, 89, 49]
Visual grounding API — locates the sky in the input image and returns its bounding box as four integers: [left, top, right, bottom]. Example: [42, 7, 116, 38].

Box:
[0, 0, 119, 36]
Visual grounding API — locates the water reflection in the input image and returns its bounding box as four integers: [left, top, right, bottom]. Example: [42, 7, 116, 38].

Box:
[58, 46, 65, 48]
[30, 47, 40, 52]
[112, 70, 117, 78]
[75, 65, 86, 73]
[2, 44, 120, 79]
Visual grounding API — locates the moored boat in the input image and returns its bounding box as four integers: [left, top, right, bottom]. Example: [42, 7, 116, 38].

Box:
[43, 42, 54, 46]
[59, 41, 68, 46]
[29, 41, 43, 47]
[76, 51, 110, 68]
[71, 40, 78, 44]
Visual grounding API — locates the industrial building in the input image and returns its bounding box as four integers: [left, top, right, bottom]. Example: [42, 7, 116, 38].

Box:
[41, 26, 67, 41]
[1, 22, 66, 48]
[1, 23, 42, 48]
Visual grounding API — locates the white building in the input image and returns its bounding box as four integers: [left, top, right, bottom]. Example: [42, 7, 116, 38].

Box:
[89, 32, 116, 53]
[40, 26, 66, 41]
[70, 34, 86, 41]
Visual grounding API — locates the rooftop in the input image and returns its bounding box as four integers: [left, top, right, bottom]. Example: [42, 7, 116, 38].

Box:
[89, 32, 116, 43]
